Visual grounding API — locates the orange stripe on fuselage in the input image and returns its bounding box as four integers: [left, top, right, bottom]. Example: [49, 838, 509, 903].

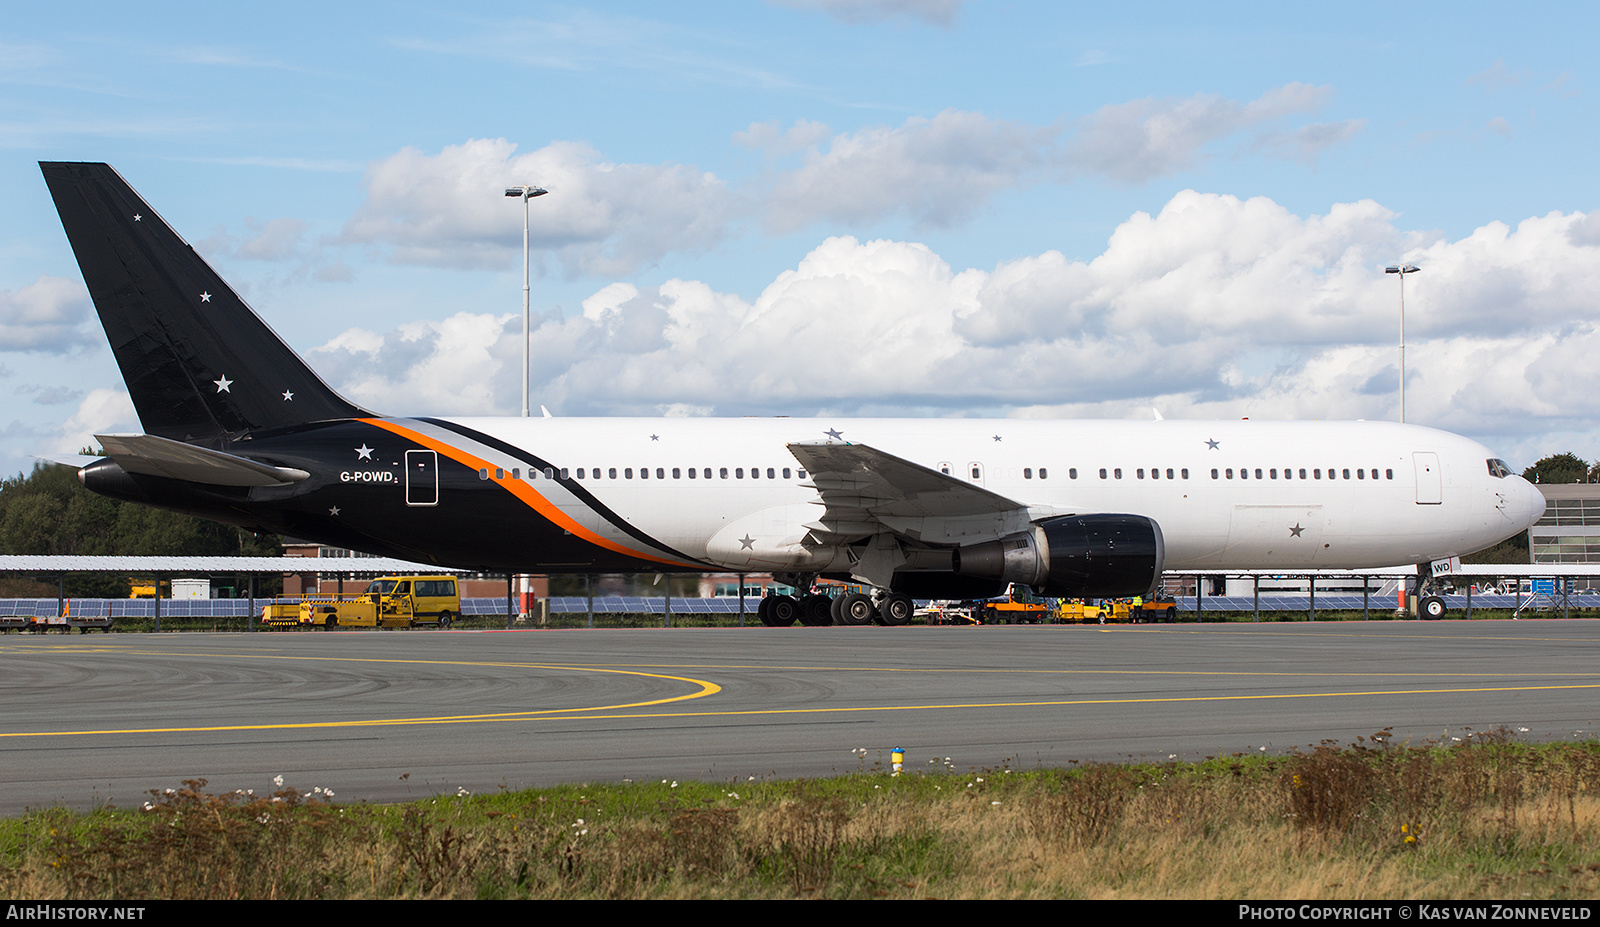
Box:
[359, 418, 699, 569]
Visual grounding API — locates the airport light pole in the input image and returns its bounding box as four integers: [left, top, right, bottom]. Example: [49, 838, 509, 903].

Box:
[1385, 263, 1420, 423]
[505, 184, 549, 418]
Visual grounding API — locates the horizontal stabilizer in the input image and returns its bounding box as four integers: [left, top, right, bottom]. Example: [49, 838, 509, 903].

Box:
[95, 433, 310, 487]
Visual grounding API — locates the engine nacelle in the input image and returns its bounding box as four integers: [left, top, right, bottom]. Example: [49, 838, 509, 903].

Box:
[951, 514, 1165, 598]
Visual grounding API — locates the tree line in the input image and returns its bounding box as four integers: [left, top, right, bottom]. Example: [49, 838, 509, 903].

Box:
[0, 460, 281, 597]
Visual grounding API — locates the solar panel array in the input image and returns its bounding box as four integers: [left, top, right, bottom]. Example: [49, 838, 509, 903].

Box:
[0, 593, 1589, 620]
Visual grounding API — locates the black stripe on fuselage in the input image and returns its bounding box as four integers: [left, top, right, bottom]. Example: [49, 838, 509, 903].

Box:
[420, 418, 716, 569]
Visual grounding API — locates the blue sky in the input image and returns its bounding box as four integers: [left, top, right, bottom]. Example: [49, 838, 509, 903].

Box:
[3, 0, 1598, 473]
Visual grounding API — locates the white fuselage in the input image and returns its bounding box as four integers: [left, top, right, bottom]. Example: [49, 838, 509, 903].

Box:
[437, 415, 1544, 572]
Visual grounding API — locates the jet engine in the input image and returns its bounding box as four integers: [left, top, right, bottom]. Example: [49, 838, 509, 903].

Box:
[951, 514, 1165, 598]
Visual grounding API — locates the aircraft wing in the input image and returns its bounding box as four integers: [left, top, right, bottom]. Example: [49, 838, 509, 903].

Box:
[95, 433, 311, 487]
[786, 441, 1032, 546]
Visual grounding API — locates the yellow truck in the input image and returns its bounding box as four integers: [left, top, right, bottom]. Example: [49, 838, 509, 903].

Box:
[264, 575, 461, 630]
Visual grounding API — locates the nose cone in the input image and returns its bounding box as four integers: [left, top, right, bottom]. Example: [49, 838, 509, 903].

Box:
[1526, 480, 1547, 527]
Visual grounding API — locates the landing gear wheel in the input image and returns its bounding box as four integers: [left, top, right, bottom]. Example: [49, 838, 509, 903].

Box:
[830, 594, 846, 625]
[836, 593, 875, 626]
[437, 611, 452, 629]
[757, 597, 776, 627]
[767, 595, 799, 627]
[1420, 595, 1447, 620]
[799, 594, 833, 627]
[878, 593, 913, 627]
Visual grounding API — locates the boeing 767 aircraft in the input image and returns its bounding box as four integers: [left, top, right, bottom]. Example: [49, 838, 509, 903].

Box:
[39, 162, 1545, 626]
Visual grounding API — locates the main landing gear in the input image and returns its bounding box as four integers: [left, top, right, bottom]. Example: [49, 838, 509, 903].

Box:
[756, 575, 914, 628]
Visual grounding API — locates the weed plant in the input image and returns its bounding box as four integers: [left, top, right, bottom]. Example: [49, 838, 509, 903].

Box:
[4, 733, 1600, 899]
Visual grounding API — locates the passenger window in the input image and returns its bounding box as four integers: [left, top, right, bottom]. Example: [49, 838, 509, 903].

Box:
[656, 468, 664, 479]
[609, 468, 617, 479]
[1386, 469, 1394, 479]
[1270, 469, 1277, 479]
[1024, 468, 1032, 479]
[1099, 468, 1107, 479]
[1040, 468, 1048, 479]
[559, 468, 568, 480]
[688, 468, 697, 479]
[479, 468, 488, 480]
[1137, 469, 1145, 479]
[1114, 468, 1122, 479]
[767, 468, 776, 479]
[577, 468, 585, 479]
[1180, 469, 1188, 479]
[1166, 468, 1174, 479]
[783, 468, 792, 479]
[544, 468, 554, 479]
[625, 468, 633, 479]
[1342, 469, 1350, 479]
[703, 468, 711, 479]
[720, 468, 729, 479]
[673, 468, 681, 479]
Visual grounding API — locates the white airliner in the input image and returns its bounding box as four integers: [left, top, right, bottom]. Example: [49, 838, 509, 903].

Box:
[40, 162, 1545, 627]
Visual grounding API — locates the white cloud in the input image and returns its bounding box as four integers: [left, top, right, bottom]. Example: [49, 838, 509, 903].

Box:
[0, 275, 95, 353]
[312, 191, 1600, 466]
[342, 138, 739, 276]
[1064, 83, 1353, 182]
[311, 312, 516, 415]
[764, 110, 1054, 232]
[54, 389, 137, 455]
[774, 0, 965, 25]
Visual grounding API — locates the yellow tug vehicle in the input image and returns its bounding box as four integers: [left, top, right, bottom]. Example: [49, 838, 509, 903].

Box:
[264, 575, 460, 630]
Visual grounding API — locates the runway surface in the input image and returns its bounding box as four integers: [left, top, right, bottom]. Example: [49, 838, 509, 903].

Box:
[2, 621, 1598, 814]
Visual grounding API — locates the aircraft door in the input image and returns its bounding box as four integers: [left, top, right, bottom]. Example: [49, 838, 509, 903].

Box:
[406, 449, 439, 506]
[1413, 452, 1442, 505]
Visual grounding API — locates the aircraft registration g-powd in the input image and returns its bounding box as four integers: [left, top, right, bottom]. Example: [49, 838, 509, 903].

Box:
[40, 162, 1546, 626]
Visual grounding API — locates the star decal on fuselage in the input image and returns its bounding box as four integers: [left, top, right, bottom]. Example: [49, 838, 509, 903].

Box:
[1289, 523, 1305, 537]
[650, 434, 659, 441]
[199, 292, 211, 303]
[1206, 438, 1220, 450]
[329, 506, 341, 516]
[213, 375, 232, 393]
[355, 444, 374, 460]
[132, 214, 142, 222]
[282, 390, 294, 401]
[825, 428, 843, 441]
[993, 435, 1002, 442]
[739, 534, 756, 550]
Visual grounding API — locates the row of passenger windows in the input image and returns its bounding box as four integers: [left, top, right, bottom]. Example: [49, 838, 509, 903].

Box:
[481, 466, 807, 482]
[479, 463, 1393, 483]
[1211, 467, 1393, 481]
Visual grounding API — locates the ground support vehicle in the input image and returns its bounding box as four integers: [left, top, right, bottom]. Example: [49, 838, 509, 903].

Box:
[26, 612, 113, 633]
[264, 575, 461, 630]
[979, 585, 1055, 624]
[1130, 596, 1179, 622]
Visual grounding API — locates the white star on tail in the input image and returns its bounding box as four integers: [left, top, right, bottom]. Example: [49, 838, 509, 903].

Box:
[213, 376, 232, 393]
[355, 444, 374, 460]
[200, 292, 211, 302]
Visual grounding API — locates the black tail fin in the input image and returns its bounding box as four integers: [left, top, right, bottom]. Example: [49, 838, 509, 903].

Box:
[41, 162, 371, 447]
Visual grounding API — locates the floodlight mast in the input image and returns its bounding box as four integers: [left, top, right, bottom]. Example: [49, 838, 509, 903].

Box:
[1385, 263, 1420, 423]
[505, 185, 549, 418]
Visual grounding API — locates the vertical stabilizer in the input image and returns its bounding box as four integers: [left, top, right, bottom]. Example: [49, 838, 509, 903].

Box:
[41, 162, 370, 447]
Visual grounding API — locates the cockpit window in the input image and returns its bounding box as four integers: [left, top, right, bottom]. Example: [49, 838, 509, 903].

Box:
[1487, 458, 1513, 478]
